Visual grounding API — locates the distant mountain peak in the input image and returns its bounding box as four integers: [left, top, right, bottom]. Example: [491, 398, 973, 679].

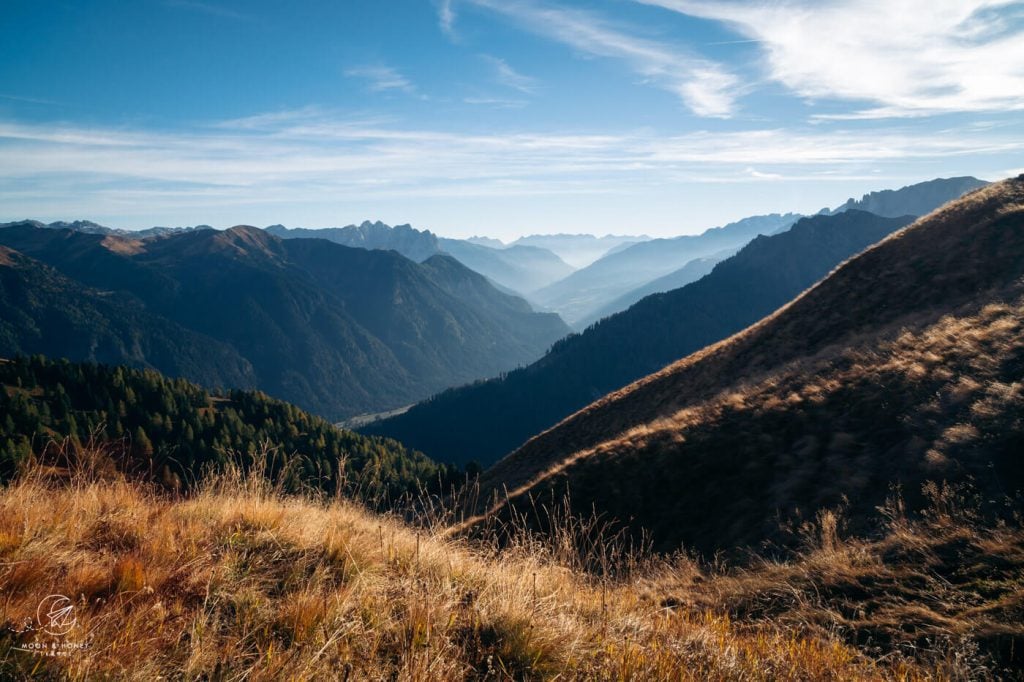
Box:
[466, 236, 506, 249]
[265, 220, 441, 263]
[831, 176, 988, 217]
[209, 224, 281, 256]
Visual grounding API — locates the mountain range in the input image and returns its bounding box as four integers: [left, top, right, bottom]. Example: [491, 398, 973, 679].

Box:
[507, 233, 650, 268]
[531, 213, 802, 326]
[470, 177, 1022, 554]
[436, 238, 574, 295]
[529, 176, 989, 327]
[364, 175, 991, 466]
[576, 249, 733, 328]
[0, 245, 258, 389]
[0, 224, 569, 420]
[365, 210, 916, 467]
[827, 175, 988, 217]
[265, 221, 574, 296]
[265, 220, 441, 263]
[1, 219, 216, 240]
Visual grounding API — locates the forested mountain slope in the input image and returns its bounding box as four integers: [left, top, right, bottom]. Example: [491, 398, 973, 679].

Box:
[0, 225, 569, 420]
[0, 355, 451, 499]
[367, 210, 914, 466]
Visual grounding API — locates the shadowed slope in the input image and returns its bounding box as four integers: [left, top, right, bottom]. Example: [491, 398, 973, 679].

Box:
[475, 177, 1023, 554]
[0, 224, 569, 420]
[368, 210, 915, 467]
[0, 248, 255, 389]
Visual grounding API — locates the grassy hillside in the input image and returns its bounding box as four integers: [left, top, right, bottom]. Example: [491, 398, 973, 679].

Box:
[0, 462, 1018, 679]
[473, 177, 1023, 555]
[368, 210, 915, 468]
[0, 356, 452, 501]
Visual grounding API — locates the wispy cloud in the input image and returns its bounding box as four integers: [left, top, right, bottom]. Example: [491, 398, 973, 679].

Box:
[0, 110, 1017, 212]
[635, 0, 1024, 118]
[2, 108, 1019, 234]
[344, 65, 416, 94]
[483, 55, 538, 94]
[451, 0, 741, 118]
[463, 96, 529, 109]
[0, 93, 62, 106]
[438, 0, 456, 36]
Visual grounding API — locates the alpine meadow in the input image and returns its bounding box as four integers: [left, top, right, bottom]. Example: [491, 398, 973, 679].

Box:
[1, 1, 1023, 680]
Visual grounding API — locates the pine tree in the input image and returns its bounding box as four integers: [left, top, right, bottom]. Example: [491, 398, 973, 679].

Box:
[133, 426, 154, 457]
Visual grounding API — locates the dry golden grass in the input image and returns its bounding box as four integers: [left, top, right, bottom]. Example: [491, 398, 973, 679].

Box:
[0, 459, 963, 681]
[651, 485, 1024, 679]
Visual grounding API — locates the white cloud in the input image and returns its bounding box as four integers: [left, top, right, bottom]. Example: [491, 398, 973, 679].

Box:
[635, 0, 1024, 117]
[2, 110, 1019, 233]
[0, 111, 1018, 207]
[455, 0, 741, 117]
[438, 0, 456, 36]
[483, 55, 538, 94]
[464, 96, 529, 109]
[344, 65, 416, 93]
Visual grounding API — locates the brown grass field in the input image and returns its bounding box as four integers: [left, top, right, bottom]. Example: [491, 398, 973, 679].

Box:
[0, 455, 1020, 680]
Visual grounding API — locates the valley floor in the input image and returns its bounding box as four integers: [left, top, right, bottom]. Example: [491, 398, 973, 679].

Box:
[0, 463, 1021, 680]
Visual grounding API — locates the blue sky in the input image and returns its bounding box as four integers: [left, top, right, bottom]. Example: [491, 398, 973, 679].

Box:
[1, 0, 1022, 239]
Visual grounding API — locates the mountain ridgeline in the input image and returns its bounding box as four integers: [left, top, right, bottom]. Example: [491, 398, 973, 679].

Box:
[365, 210, 916, 467]
[436, 238, 574, 296]
[266, 221, 575, 297]
[532, 213, 802, 326]
[828, 176, 988, 218]
[529, 177, 987, 326]
[577, 252, 728, 328]
[472, 177, 1024, 555]
[0, 355, 453, 500]
[0, 219, 216, 240]
[509, 233, 649, 269]
[266, 220, 442, 263]
[0, 224, 569, 420]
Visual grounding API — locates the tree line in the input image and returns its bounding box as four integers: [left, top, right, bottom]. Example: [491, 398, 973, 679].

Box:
[0, 355, 458, 502]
